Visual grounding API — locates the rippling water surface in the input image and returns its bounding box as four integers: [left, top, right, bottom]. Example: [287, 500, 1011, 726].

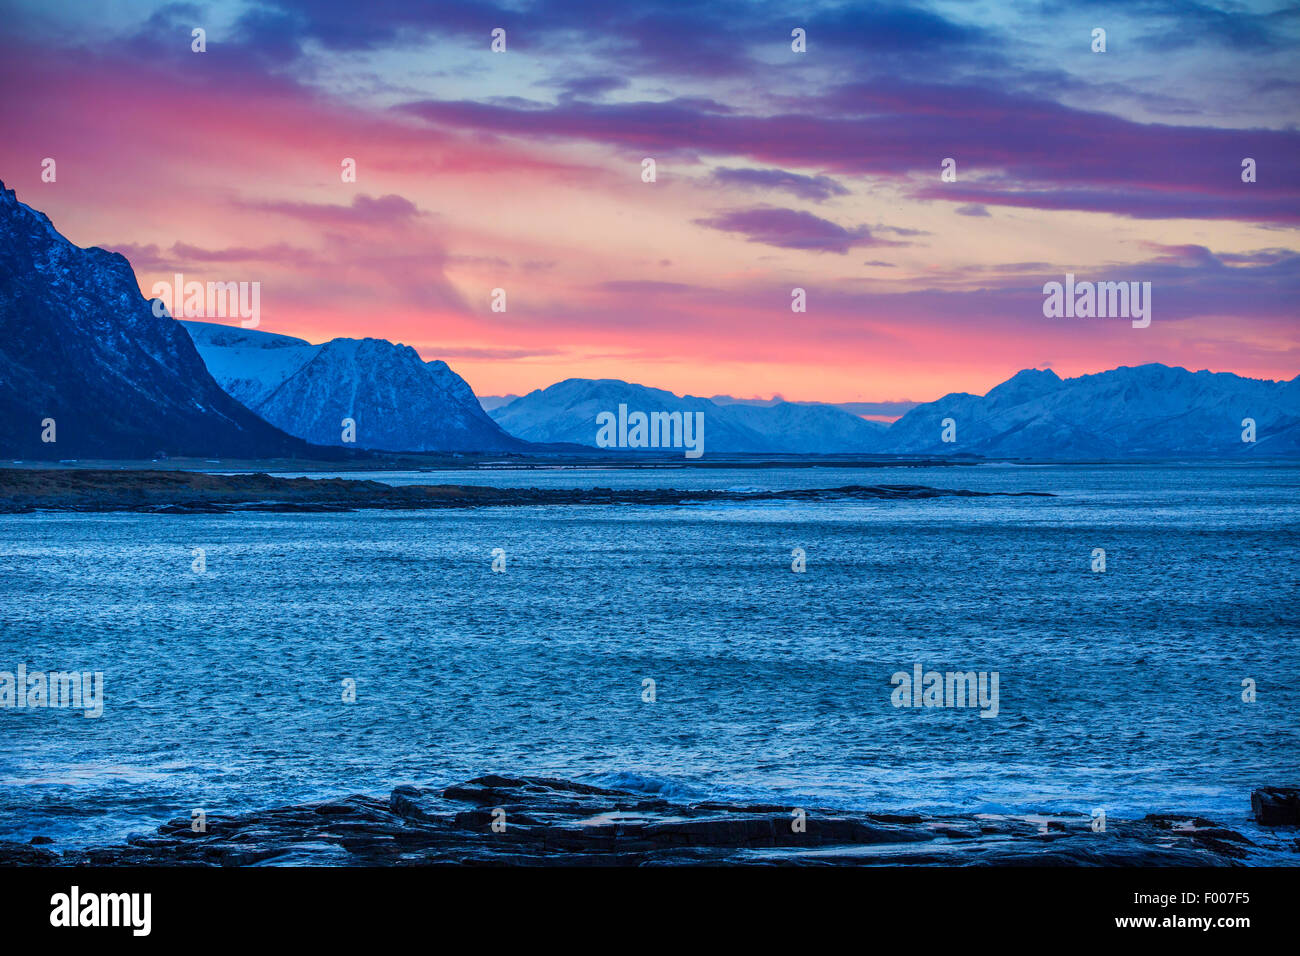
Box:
[1, 462, 1297, 848]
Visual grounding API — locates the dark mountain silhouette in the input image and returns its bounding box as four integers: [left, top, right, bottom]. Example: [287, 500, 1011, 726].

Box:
[0, 180, 318, 459]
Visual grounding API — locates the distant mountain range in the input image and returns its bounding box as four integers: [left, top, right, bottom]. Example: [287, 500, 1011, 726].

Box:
[489, 379, 889, 454]
[476, 394, 518, 412]
[885, 365, 1300, 457]
[479, 393, 917, 423]
[1, 182, 1295, 461]
[705, 395, 917, 422]
[184, 322, 523, 452]
[489, 367, 1299, 457]
[0, 180, 311, 459]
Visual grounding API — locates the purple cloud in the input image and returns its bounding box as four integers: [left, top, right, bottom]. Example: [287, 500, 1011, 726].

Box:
[710, 167, 849, 202]
[595, 280, 699, 294]
[103, 241, 320, 270]
[693, 207, 905, 254]
[402, 79, 1300, 224]
[240, 193, 426, 226]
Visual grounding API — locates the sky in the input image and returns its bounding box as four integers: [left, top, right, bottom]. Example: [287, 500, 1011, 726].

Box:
[0, 0, 1297, 404]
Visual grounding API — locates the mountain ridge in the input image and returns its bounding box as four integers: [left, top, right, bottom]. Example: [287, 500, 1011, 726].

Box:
[885, 363, 1300, 457]
[490, 377, 889, 453]
[0, 179, 316, 459]
[490, 365, 1299, 458]
[3, 182, 1294, 461]
[184, 321, 525, 453]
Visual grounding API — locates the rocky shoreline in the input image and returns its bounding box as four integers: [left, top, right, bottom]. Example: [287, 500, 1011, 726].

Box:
[0, 469, 1052, 514]
[5, 776, 1296, 866]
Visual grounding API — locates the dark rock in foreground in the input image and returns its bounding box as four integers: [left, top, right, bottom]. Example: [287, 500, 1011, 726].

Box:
[0, 468, 1052, 514]
[1252, 787, 1300, 825]
[1, 775, 1275, 867]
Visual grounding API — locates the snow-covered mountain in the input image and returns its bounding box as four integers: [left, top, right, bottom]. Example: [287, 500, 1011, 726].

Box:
[0, 180, 312, 459]
[885, 365, 1300, 457]
[184, 321, 524, 452]
[489, 378, 888, 453]
[6, 176, 1290, 462]
[717, 400, 889, 454]
[709, 395, 917, 421]
[490, 367, 1299, 458]
[476, 394, 518, 412]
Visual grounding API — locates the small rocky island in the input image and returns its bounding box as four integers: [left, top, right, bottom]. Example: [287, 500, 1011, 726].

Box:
[5, 776, 1296, 866]
[0, 469, 1053, 514]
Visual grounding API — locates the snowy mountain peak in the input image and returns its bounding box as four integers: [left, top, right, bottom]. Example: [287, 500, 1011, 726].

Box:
[887, 364, 1299, 457]
[184, 321, 311, 350]
[984, 367, 1062, 404]
[185, 322, 523, 452]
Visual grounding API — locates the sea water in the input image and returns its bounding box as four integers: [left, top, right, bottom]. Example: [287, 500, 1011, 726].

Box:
[0, 462, 1296, 848]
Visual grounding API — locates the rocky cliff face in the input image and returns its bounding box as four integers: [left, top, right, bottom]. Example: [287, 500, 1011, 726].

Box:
[0, 181, 312, 459]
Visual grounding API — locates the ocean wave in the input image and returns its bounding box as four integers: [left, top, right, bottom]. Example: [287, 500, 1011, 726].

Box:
[583, 771, 708, 801]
